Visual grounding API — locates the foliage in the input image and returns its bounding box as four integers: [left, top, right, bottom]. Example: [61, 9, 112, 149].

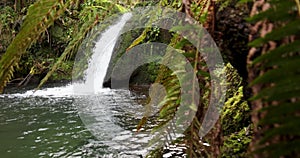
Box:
[221, 63, 250, 136]
[38, 0, 129, 88]
[0, 6, 19, 54]
[0, 0, 130, 91]
[221, 126, 252, 157]
[132, 0, 238, 157]
[217, 63, 251, 157]
[0, 0, 73, 93]
[50, 61, 73, 81]
[14, 0, 36, 12]
[222, 87, 250, 134]
[2, 0, 299, 157]
[247, 0, 300, 157]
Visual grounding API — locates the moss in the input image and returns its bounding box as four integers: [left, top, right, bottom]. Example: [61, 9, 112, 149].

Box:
[221, 86, 250, 135]
[220, 63, 251, 135]
[224, 63, 243, 98]
[221, 126, 252, 158]
[220, 63, 252, 156]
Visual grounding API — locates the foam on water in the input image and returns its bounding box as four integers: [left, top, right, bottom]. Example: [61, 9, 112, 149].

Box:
[8, 84, 111, 98]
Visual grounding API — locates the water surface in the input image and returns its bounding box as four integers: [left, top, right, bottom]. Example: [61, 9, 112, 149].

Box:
[0, 85, 151, 158]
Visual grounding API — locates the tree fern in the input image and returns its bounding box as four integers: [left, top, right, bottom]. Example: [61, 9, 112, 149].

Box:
[0, 0, 74, 93]
[247, 0, 300, 157]
[135, 0, 221, 157]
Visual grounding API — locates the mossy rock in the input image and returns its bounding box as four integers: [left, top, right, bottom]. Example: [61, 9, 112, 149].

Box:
[220, 63, 251, 135]
[220, 63, 252, 157]
[221, 126, 252, 158]
[221, 86, 250, 135]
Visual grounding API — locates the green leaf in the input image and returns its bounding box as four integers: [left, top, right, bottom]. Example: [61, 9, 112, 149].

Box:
[247, 0, 295, 22]
[255, 140, 300, 157]
[249, 19, 300, 47]
[251, 81, 300, 101]
[266, 56, 300, 68]
[126, 28, 148, 51]
[38, 11, 102, 89]
[175, 39, 190, 49]
[115, 4, 128, 13]
[260, 102, 300, 117]
[252, 40, 300, 64]
[0, 0, 71, 93]
[250, 68, 297, 86]
[260, 121, 300, 143]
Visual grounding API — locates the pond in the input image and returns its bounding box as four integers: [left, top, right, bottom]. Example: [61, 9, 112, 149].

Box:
[0, 84, 155, 158]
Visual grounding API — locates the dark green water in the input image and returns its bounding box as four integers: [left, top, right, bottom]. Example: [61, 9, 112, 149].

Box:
[0, 86, 151, 158]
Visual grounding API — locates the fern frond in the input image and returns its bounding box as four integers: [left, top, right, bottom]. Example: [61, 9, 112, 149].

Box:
[136, 1, 218, 156]
[247, 0, 296, 22]
[0, 0, 73, 93]
[252, 40, 300, 65]
[126, 7, 161, 51]
[37, 1, 129, 89]
[248, 0, 300, 156]
[254, 140, 300, 157]
[249, 19, 300, 47]
[37, 11, 100, 89]
[260, 102, 300, 117]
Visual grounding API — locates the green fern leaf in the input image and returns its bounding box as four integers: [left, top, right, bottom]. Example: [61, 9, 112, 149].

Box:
[252, 40, 300, 64]
[248, 0, 300, 156]
[251, 81, 300, 101]
[247, 0, 295, 22]
[266, 56, 300, 68]
[254, 140, 300, 157]
[38, 11, 101, 89]
[38, 1, 129, 89]
[260, 121, 300, 144]
[260, 102, 300, 118]
[249, 19, 300, 47]
[250, 68, 296, 86]
[0, 0, 72, 93]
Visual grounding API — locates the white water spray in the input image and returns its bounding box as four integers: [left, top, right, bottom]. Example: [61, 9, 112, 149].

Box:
[11, 13, 132, 97]
[84, 13, 132, 93]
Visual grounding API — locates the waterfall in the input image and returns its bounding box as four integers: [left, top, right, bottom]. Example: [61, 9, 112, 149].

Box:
[84, 13, 132, 93]
[14, 13, 132, 97]
[4, 12, 151, 157]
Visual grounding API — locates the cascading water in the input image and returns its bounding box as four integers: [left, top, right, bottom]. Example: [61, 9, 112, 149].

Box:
[0, 13, 164, 158]
[83, 13, 132, 93]
[13, 13, 132, 97]
[0, 12, 184, 157]
[0, 5, 222, 156]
